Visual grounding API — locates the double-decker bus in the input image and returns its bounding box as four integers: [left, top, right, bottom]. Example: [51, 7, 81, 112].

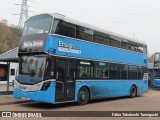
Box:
[153, 52, 160, 88]
[14, 13, 148, 105]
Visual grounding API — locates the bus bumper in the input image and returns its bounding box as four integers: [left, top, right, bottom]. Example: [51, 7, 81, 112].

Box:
[13, 82, 55, 104]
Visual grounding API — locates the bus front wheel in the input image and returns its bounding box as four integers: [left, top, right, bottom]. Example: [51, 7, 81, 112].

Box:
[78, 87, 89, 105]
[130, 85, 137, 98]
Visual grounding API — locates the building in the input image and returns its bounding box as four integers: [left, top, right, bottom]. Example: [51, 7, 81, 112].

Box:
[0, 48, 18, 85]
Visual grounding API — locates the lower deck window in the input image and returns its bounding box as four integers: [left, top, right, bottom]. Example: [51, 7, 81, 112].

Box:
[94, 62, 108, 79]
[55, 58, 146, 80]
[128, 66, 138, 79]
[121, 65, 128, 79]
[109, 63, 121, 79]
[77, 61, 93, 79]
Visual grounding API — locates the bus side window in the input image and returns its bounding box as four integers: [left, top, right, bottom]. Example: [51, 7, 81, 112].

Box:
[109, 63, 121, 79]
[138, 67, 142, 79]
[137, 44, 144, 53]
[52, 20, 76, 38]
[94, 32, 109, 45]
[142, 67, 148, 78]
[128, 66, 138, 79]
[109, 35, 121, 48]
[76, 26, 93, 42]
[128, 42, 137, 52]
[121, 65, 128, 79]
[77, 61, 93, 79]
[94, 62, 109, 79]
[58, 21, 76, 38]
[51, 19, 60, 34]
[121, 39, 128, 50]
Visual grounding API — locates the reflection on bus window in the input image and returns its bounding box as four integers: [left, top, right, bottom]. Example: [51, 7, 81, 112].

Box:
[52, 20, 76, 38]
[21, 54, 46, 78]
[128, 66, 138, 79]
[94, 62, 108, 79]
[109, 63, 121, 79]
[76, 26, 93, 41]
[77, 61, 93, 79]
[23, 15, 52, 35]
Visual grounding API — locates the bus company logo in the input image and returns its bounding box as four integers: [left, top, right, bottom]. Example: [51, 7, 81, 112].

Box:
[58, 41, 81, 54]
[19, 85, 27, 90]
[23, 41, 43, 48]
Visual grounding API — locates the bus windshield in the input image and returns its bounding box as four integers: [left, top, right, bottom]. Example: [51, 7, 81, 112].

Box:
[20, 54, 46, 78]
[154, 69, 160, 79]
[23, 14, 53, 35]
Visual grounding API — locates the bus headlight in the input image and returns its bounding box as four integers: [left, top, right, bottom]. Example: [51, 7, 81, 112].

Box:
[41, 81, 50, 91]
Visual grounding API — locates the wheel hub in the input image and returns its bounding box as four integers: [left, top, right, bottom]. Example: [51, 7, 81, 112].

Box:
[80, 92, 87, 101]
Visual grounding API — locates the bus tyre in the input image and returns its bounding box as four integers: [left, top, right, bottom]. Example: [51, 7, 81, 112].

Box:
[130, 85, 137, 98]
[78, 87, 89, 105]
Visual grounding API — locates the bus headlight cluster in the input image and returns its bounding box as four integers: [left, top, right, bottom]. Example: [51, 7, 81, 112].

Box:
[41, 81, 50, 91]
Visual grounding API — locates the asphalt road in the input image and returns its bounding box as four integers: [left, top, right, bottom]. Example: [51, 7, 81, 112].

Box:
[0, 89, 160, 120]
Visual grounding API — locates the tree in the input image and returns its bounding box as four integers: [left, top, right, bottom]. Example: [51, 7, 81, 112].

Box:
[148, 54, 155, 63]
[0, 19, 22, 52]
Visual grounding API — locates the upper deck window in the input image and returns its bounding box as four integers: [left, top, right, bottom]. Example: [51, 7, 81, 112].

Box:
[128, 42, 137, 52]
[137, 44, 144, 53]
[94, 32, 109, 45]
[121, 39, 128, 49]
[109, 35, 121, 48]
[52, 20, 76, 38]
[51, 19, 147, 54]
[23, 14, 53, 35]
[76, 26, 93, 41]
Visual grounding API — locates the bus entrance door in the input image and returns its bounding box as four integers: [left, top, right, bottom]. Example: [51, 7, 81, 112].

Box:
[55, 58, 76, 103]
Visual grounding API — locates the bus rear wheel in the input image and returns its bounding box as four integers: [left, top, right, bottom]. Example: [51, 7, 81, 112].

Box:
[130, 85, 137, 98]
[78, 87, 89, 105]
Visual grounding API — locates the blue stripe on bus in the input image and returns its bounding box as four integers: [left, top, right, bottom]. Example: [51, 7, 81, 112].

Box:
[75, 80, 148, 101]
[14, 80, 148, 104]
[45, 35, 147, 67]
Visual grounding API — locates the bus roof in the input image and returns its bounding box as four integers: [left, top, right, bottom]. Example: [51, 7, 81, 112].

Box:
[29, 13, 147, 45]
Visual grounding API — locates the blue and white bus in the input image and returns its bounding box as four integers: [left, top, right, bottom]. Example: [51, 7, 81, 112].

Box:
[14, 13, 148, 105]
[153, 52, 160, 88]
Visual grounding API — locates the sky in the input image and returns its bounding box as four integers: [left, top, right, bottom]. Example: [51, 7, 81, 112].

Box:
[0, 0, 160, 56]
